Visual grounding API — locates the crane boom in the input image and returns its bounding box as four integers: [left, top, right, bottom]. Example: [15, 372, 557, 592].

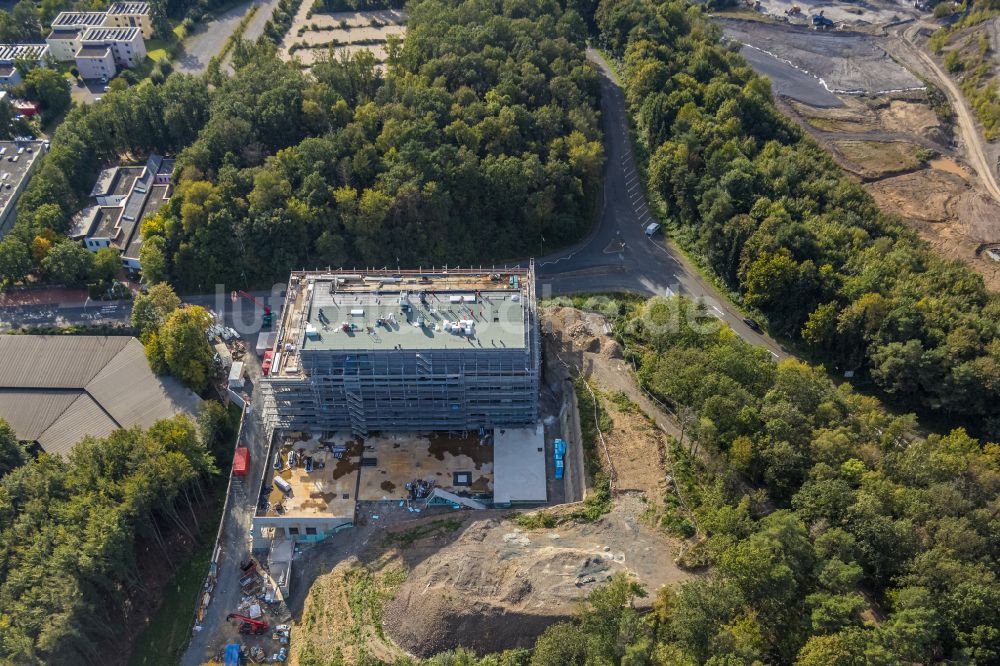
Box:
[236, 291, 274, 329]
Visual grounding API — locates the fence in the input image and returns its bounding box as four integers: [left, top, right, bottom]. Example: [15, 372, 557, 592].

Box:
[189, 399, 248, 633]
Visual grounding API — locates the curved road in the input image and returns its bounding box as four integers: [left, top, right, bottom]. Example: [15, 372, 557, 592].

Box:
[537, 49, 788, 359]
[890, 21, 1000, 204]
[0, 50, 787, 359]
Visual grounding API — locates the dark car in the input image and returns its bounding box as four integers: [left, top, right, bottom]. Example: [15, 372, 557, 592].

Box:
[743, 317, 763, 333]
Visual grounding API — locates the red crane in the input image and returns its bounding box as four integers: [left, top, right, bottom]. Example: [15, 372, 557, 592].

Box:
[237, 291, 274, 329]
[227, 613, 269, 635]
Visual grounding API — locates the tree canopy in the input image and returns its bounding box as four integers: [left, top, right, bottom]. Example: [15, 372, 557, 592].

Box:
[596, 0, 1000, 435]
[0, 415, 216, 665]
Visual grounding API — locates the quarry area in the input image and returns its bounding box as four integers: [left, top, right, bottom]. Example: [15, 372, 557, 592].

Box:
[714, 2, 1000, 289]
[256, 305, 692, 664]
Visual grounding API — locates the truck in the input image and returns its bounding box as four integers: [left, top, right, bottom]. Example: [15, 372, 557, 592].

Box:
[262, 349, 274, 376]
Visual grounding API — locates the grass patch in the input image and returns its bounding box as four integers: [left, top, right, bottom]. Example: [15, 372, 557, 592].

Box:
[833, 140, 923, 175]
[515, 511, 558, 529]
[381, 518, 462, 549]
[127, 509, 221, 666]
[345, 563, 406, 643]
[574, 377, 612, 478]
[568, 474, 612, 522]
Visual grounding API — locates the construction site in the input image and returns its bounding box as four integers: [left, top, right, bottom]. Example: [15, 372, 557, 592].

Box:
[713, 1, 1000, 290]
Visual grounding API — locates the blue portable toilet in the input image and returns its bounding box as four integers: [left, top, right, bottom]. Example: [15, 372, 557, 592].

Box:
[224, 644, 241, 666]
[554, 438, 567, 460]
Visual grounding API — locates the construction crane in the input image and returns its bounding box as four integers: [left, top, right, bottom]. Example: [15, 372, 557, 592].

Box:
[237, 291, 275, 329]
[227, 613, 270, 635]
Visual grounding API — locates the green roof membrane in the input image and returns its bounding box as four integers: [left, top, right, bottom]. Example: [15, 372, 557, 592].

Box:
[300, 289, 527, 351]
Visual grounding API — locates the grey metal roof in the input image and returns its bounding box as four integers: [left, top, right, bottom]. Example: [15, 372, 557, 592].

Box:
[0, 336, 202, 455]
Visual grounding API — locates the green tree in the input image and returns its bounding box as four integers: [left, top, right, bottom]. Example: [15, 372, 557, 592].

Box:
[92, 246, 121, 283]
[0, 419, 26, 477]
[17, 67, 70, 116]
[147, 305, 214, 391]
[0, 236, 31, 286]
[40, 241, 94, 286]
[130, 281, 181, 341]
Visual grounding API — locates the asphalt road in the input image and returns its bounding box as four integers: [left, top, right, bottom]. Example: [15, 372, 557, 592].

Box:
[536, 49, 788, 360]
[0, 53, 787, 361]
[173, 0, 282, 75]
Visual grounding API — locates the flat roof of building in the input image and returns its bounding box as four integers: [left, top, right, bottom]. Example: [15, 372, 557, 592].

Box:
[91, 205, 124, 240]
[76, 44, 110, 58]
[123, 183, 168, 260]
[0, 140, 43, 231]
[271, 269, 532, 375]
[46, 28, 83, 39]
[0, 44, 48, 62]
[493, 426, 547, 504]
[0, 336, 201, 457]
[81, 26, 141, 41]
[52, 11, 107, 27]
[108, 2, 150, 15]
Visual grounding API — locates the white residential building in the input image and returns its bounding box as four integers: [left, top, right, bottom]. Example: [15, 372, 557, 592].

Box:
[46, 11, 106, 61]
[47, 4, 151, 77]
[0, 44, 51, 88]
[104, 2, 152, 39]
[69, 155, 174, 271]
[79, 26, 146, 70]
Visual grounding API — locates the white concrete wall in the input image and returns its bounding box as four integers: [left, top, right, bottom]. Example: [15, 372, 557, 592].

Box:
[76, 51, 116, 80]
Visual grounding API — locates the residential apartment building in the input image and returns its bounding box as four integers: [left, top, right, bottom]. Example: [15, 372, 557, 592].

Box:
[47, 3, 150, 78]
[46, 11, 106, 61]
[0, 44, 51, 88]
[104, 2, 152, 38]
[75, 26, 145, 79]
[69, 154, 174, 271]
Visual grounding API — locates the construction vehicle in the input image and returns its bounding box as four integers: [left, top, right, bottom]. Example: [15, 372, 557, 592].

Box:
[812, 10, 834, 28]
[237, 291, 275, 330]
[262, 349, 274, 376]
[227, 613, 269, 635]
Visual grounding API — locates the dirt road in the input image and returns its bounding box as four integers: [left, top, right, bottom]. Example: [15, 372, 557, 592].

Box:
[891, 21, 1000, 204]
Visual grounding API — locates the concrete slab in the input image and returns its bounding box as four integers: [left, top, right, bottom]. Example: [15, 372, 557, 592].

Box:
[494, 425, 547, 504]
[357, 432, 493, 501]
[264, 434, 361, 519]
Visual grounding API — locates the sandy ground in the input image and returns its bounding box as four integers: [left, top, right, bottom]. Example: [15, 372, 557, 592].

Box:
[541, 305, 677, 504]
[280, 7, 406, 68]
[780, 91, 1000, 290]
[383, 497, 688, 657]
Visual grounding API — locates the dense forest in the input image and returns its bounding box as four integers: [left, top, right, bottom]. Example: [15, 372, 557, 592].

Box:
[0, 410, 231, 665]
[399, 298, 1000, 665]
[595, 0, 1000, 432]
[143, 0, 602, 289]
[2, 0, 603, 292]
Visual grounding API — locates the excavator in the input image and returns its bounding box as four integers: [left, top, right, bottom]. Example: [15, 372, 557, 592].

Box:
[227, 613, 270, 635]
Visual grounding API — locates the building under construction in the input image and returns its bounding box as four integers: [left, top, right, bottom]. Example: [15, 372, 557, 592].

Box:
[260, 265, 540, 437]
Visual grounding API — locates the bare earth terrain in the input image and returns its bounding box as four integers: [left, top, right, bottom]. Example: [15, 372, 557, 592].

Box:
[715, 5, 1000, 288]
[282, 307, 691, 663]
